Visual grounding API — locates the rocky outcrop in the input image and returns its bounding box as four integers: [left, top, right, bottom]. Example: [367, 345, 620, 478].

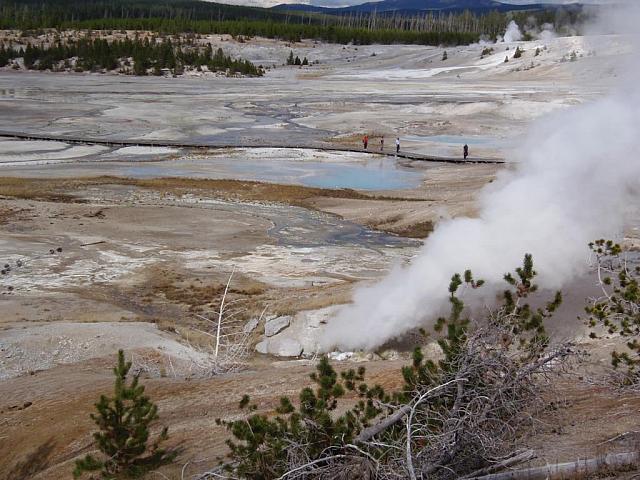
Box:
[254, 306, 343, 358]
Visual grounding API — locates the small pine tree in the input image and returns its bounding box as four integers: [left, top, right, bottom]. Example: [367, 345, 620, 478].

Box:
[133, 58, 146, 76]
[73, 350, 175, 479]
[504, 56, 509, 63]
[587, 240, 640, 382]
[480, 47, 494, 58]
[442, 50, 448, 61]
[223, 357, 386, 478]
[294, 55, 301, 66]
[513, 46, 523, 59]
[535, 47, 541, 57]
[286, 50, 295, 65]
[301, 57, 308, 66]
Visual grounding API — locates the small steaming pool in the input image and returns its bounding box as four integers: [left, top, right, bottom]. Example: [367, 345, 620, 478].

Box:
[212, 156, 423, 190]
[0, 149, 427, 191]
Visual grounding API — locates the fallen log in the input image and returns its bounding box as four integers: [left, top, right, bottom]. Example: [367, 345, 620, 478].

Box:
[461, 450, 537, 479]
[80, 240, 106, 247]
[467, 451, 639, 480]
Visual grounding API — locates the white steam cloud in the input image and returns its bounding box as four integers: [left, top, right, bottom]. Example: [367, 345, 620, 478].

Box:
[527, 22, 557, 42]
[502, 20, 523, 43]
[536, 23, 557, 42]
[319, 5, 640, 352]
[499, 20, 556, 44]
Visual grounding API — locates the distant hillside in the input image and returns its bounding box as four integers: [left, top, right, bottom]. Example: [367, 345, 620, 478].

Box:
[273, 0, 583, 15]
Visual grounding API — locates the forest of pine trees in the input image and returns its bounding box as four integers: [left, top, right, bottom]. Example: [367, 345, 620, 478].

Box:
[0, 0, 589, 46]
[0, 38, 263, 76]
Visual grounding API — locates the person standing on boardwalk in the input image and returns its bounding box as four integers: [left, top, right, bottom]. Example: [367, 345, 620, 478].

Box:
[363, 134, 369, 150]
[396, 137, 400, 154]
[380, 136, 384, 151]
[463, 144, 469, 160]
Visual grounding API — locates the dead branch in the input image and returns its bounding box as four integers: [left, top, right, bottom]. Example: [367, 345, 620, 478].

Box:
[276, 454, 351, 480]
[597, 430, 640, 446]
[355, 404, 412, 444]
[356, 379, 464, 444]
[80, 240, 106, 247]
[216, 267, 235, 358]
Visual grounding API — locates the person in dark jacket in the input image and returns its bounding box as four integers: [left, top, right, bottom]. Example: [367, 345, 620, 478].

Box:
[463, 144, 469, 160]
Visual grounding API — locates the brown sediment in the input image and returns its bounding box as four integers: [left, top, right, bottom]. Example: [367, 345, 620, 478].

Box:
[0, 176, 425, 206]
[0, 176, 438, 240]
[382, 220, 435, 239]
[0, 205, 31, 225]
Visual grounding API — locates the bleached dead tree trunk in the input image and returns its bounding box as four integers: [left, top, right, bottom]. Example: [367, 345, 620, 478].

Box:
[215, 266, 235, 358]
[189, 266, 259, 376]
[466, 451, 640, 480]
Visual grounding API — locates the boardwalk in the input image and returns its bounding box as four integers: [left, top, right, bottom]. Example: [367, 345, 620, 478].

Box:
[0, 131, 505, 165]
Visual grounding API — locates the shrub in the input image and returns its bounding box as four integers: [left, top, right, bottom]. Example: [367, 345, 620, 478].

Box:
[481, 46, 494, 58]
[73, 350, 176, 479]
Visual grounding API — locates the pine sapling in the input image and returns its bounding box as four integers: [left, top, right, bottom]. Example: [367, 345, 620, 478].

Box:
[73, 350, 176, 479]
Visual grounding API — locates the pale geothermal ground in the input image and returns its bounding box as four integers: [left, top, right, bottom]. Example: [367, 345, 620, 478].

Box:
[1, 32, 639, 479]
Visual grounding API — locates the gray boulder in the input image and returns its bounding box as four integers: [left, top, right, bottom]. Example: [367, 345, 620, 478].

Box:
[243, 318, 260, 334]
[254, 338, 303, 357]
[255, 340, 269, 354]
[268, 338, 303, 357]
[265, 315, 292, 337]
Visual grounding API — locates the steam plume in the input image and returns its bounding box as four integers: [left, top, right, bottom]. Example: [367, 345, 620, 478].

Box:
[319, 6, 640, 352]
[502, 21, 523, 43]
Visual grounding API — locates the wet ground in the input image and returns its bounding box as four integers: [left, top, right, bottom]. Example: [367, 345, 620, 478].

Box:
[0, 144, 429, 190]
[401, 133, 512, 158]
